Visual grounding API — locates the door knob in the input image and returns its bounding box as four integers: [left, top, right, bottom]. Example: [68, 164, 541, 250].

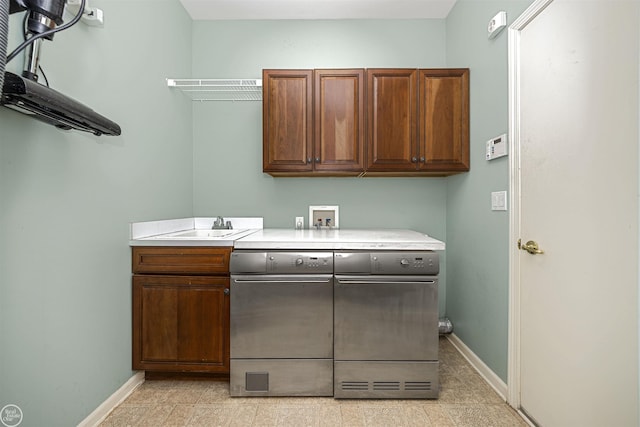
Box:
[518, 239, 544, 255]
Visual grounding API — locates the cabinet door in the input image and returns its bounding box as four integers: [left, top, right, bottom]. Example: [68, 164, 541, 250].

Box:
[418, 69, 470, 172]
[263, 69, 313, 173]
[314, 69, 365, 174]
[366, 69, 418, 171]
[132, 275, 230, 372]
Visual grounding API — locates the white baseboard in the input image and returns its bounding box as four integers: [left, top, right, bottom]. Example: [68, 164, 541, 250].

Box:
[78, 371, 145, 427]
[517, 409, 538, 427]
[446, 333, 508, 400]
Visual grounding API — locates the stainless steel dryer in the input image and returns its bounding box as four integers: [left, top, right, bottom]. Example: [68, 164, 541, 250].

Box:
[333, 251, 439, 399]
[229, 251, 334, 397]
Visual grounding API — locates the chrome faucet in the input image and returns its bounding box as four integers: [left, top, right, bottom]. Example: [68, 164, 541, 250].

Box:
[212, 216, 232, 229]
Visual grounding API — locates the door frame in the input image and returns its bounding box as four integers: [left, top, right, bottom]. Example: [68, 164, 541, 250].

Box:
[506, 0, 555, 410]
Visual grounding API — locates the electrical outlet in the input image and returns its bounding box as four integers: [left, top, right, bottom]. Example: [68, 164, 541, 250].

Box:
[295, 216, 304, 229]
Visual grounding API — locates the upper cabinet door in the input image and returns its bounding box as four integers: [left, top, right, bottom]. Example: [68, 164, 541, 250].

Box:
[418, 69, 470, 172]
[314, 69, 365, 174]
[263, 70, 313, 173]
[366, 69, 418, 172]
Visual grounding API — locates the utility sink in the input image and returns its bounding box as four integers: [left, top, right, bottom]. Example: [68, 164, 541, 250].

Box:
[163, 229, 247, 239]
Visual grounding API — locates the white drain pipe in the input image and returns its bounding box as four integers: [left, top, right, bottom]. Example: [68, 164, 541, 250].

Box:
[439, 317, 454, 335]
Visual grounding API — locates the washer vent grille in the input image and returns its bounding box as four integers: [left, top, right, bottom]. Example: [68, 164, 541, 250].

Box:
[405, 382, 433, 391]
[373, 382, 400, 391]
[341, 381, 368, 390]
[340, 381, 432, 391]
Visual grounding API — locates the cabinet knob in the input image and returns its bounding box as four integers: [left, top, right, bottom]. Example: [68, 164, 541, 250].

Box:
[224, 288, 230, 295]
[420, 156, 425, 162]
[307, 157, 312, 164]
[412, 157, 418, 163]
[315, 157, 320, 163]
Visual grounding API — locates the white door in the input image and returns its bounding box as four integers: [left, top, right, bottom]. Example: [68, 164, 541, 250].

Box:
[509, 1, 639, 426]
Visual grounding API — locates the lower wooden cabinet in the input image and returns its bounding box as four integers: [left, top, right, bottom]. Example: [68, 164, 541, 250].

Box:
[132, 274, 230, 373]
[131, 246, 232, 374]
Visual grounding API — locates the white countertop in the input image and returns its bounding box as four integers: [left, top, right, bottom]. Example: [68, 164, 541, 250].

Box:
[232, 228, 445, 251]
[129, 218, 444, 250]
[129, 217, 263, 247]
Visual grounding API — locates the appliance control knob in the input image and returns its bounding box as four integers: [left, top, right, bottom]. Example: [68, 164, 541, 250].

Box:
[400, 258, 410, 266]
[269, 256, 275, 261]
[296, 258, 304, 266]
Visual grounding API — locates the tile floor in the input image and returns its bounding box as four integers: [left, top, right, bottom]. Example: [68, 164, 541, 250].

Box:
[100, 337, 528, 426]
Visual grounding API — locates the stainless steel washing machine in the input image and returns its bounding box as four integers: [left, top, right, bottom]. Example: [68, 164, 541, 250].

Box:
[333, 251, 440, 399]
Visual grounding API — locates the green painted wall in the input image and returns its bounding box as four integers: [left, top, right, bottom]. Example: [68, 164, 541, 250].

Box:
[0, 2, 544, 424]
[445, 0, 534, 382]
[0, 1, 192, 425]
[191, 20, 449, 311]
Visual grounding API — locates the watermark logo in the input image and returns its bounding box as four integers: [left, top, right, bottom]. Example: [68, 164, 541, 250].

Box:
[1, 405, 23, 427]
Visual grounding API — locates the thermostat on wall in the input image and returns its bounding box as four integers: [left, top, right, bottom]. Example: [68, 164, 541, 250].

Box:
[486, 133, 508, 160]
[488, 11, 507, 39]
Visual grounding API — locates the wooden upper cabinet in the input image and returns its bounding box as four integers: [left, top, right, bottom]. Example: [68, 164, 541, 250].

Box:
[263, 69, 313, 173]
[418, 68, 470, 172]
[314, 69, 365, 174]
[262, 68, 469, 176]
[366, 69, 418, 172]
[263, 69, 365, 176]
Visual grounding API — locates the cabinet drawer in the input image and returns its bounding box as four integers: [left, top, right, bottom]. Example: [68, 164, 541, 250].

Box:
[132, 247, 231, 275]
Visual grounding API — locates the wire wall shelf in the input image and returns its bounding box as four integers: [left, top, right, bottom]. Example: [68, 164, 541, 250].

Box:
[166, 78, 263, 101]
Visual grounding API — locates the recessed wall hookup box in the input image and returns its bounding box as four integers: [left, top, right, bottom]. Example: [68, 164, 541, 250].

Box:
[309, 205, 339, 229]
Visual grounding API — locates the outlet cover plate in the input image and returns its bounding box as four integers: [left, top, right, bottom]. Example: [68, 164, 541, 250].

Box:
[491, 191, 507, 211]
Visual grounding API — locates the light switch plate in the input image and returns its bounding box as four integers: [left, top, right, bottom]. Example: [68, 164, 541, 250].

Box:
[491, 191, 507, 211]
[295, 216, 304, 229]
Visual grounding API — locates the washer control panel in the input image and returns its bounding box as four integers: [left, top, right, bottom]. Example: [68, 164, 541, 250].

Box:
[335, 251, 439, 275]
[267, 252, 334, 274]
